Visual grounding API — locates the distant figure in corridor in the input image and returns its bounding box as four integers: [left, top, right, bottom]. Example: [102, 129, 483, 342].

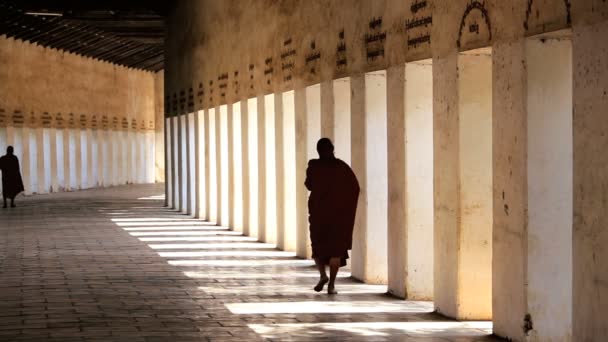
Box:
[0, 146, 25, 208]
[305, 138, 360, 295]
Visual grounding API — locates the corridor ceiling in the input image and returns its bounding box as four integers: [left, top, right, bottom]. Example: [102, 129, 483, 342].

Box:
[0, 0, 169, 71]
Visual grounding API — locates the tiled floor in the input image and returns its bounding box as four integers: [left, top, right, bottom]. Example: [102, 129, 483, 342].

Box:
[0, 184, 503, 341]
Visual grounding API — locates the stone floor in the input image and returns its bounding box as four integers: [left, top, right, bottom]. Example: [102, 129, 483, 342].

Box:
[0, 184, 503, 341]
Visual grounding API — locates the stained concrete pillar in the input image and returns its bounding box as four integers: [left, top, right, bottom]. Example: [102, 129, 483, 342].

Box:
[351, 72, 389, 284]
[20, 126, 31, 194]
[387, 63, 434, 299]
[185, 112, 192, 215]
[35, 127, 45, 193]
[387, 65, 407, 298]
[49, 128, 58, 191]
[216, 106, 225, 225]
[264, 94, 277, 245]
[405, 61, 434, 299]
[525, 33, 572, 341]
[333, 78, 351, 164]
[282, 90, 297, 252]
[109, 130, 117, 186]
[193, 111, 202, 217]
[188, 113, 196, 214]
[572, 19, 608, 342]
[247, 98, 259, 238]
[85, 129, 93, 189]
[171, 116, 179, 209]
[61, 128, 70, 191]
[232, 103, 244, 232]
[203, 109, 211, 221]
[274, 93, 286, 250]
[321, 80, 334, 140]
[240, 101, 250, 235]
[176, 114, 184, 210]
[165, 117, 171, 207]
[433, 49, 492, 320]
[294, 87, 310, 258]
[227, 104, 235, 229]
[208, 108, 219, 224]
[74, 128, 82, 189]
[180, 114, 188, 213]
[256, 96, 267, 242]
[219, 105, 229, 226]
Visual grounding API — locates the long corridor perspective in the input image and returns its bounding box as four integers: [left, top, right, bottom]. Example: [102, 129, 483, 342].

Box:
[0, 185, 499, 342]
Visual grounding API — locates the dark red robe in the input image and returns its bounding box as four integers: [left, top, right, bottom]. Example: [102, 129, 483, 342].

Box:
[0, 154, 25, 199]
[305, 157, 359, 266]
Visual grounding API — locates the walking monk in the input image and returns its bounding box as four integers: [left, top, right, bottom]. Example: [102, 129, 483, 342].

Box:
[305, 138, 359, 295]
[0, 146, 25, 208]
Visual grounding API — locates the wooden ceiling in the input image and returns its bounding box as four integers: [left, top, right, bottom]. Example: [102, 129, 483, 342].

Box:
[0, 0, 169, 72]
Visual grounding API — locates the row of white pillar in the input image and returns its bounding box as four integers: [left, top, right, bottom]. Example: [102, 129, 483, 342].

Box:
[0, 125, 155, 195]
[165, 35, 575, 341]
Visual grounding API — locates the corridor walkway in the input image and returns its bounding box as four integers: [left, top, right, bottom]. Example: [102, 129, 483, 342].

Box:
[0, 184, 500, 341]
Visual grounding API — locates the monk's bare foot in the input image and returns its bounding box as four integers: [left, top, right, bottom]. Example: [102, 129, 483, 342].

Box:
[2, 205, 6, 209]
[11, 204, 15, 208]
[327, 285, 338, 295]
[314, 277, 329, 292]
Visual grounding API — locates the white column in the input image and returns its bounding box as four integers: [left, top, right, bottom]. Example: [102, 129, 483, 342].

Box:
[176, 114, 184, 210]
[56, 129, 66, 191]
[274, 93, 286, 249]
[232, 102, 244, 233]
[247, 99, 259, 238]
[20, 126, 32, 195]
[185, 113, 192, 215]
[572, 20, 608, 342]
[282, 91, 297, 252]
[74, 128, 82, 189]
[165, 117, 172, 207]
[227, 104, 235, 230]
[203, 109, 211, 220]
[256, 96, 267, 242]
[294, 87, 309, 258]
[240, 101, 251, 235]
[405, 61, 434, 299]
[219, 105, 229, 226]
[434, 50, 493, 320]
[320, 80, 334, 139]
[264, 94, 277, 245]
[193, 111, 202, 217]
[171, 116, 179, 209]
[525, 34, 572, 340]
[49, 128, 58, 192]
[36, 127, 46, 193]
[333, 78, 351, 164]
[351, 72, 389, 284]
[62, 128, 70, 191]
[208, 108, 219, 224]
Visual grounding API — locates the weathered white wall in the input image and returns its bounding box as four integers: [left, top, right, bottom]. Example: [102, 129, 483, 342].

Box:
[220, 105, 230, 225]
[208, 109, 218, 224]
[232, 105, 243, 232]
[333, 78, 351, 165]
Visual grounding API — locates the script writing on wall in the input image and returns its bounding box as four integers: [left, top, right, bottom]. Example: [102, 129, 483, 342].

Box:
[336, 30, 347, 69]
[264, 57, 273, 86]
[281, 37, 296, 83]
[365, 16, 386, 61]
[218, 73, 228, 99]
[405, 0, 432, 48]
[305, 40, 321, 75]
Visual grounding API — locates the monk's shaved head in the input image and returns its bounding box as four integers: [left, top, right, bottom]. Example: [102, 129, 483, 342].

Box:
[316, 138, 334, 158]
[6, 146, 13, 155]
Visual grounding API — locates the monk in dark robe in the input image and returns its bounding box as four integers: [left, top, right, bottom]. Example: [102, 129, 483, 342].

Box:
[0, 146, 25, 208]
[305, 138, 359, 295]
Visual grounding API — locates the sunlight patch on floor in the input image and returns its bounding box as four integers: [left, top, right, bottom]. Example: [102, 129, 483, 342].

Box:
[248, 321, 492, 338]
[226, 301, 434, 314]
